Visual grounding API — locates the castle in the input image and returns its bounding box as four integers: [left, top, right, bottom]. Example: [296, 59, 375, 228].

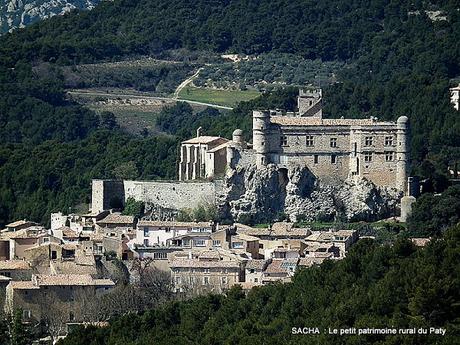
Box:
[179, 87, 409, 194]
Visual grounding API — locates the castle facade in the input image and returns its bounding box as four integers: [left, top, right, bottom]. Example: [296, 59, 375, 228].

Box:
[179, 88, 409, 194]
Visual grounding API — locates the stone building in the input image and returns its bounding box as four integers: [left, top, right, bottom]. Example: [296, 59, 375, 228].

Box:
[451, 84, 460, 110]
[251, 89, 409, 193]
[178, 87, 409, 193]
[169, 251, 243, 294]
[5, 274, 114, 323]
[178, 127, 247, 181]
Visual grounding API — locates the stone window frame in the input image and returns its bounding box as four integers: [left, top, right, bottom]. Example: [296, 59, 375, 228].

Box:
[221, 276, 228, 285]
[314, 155, 319, 164]
[203, 276, 210, 285]
[385, 151, 394, 162]
[280, 135, 289, 147]
[212, 240, 221, 247]
[364, 152, 373, 162]
[306, 135, 314, 147]
[331, 154, 337, 164]
[330, 138, 337, 148]
[364, 136, 373, 147]
[384, 136, 394, 146]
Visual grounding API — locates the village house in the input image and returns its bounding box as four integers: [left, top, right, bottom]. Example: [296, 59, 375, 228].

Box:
[169, 250, 243, 294]
[261, 258, 299, 284]
[0, 260, 32, 281]
[135, 221, 214, 247]
[303, 230, 358, 259]
[95, 213, 135, 231]
[244, 259, 271, 285]
[5, 274, 115, 323]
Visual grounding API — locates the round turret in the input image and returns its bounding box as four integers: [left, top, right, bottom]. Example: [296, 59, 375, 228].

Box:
[397, 116, 409, 125]
[232, 129, 244, 145]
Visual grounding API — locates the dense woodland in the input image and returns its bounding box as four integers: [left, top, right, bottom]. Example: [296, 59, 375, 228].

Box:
[0, 0, 459, 229]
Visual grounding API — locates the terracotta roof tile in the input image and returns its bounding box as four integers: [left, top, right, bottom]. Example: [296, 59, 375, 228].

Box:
[0, 260, 31, 270]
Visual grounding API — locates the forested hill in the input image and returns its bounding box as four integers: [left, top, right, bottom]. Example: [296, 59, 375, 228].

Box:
[0, 0, 458, 64]
[0, 0, 459, 226]
[59, 225, 460, 345]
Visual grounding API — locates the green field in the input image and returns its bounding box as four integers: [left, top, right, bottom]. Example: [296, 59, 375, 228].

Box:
[178, 86, 260, 107]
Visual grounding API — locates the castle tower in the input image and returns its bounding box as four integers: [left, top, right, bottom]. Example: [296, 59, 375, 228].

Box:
[297, 88, 322, 118]
[396, 116, 409, 193]
[253, 110, 270, 168]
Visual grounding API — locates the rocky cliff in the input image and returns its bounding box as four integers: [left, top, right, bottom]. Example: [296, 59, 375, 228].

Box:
[0, 0, 103, 34]
[219, 164, 401, 223]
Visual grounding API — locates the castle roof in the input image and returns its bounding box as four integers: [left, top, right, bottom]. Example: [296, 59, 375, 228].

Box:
[271, 116, 395, 127]
[182, 136, 227, 145]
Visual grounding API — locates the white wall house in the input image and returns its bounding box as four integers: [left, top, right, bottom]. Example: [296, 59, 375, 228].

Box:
[135, 221, 213, 247]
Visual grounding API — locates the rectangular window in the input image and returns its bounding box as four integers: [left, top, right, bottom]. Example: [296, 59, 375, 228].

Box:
[165, 227, 171, 233]
[331, 155, 337, 164]
[194, 239, 206, 247]
[306, 136, 314, 147]
[385, 136, 394, 146]
[280, 135, 288, 147]
[153, 252, 167, 259]
[385, 151, 394, 162]
[143, 228, 149, 237]
[314, 155, 319, 164]
[212, 240, 221, 247]
[365, 136, 373, 146]
[203, 276, 209, 285]
[330, 138, 337, 148]
[232, 242, 244, 249]
[182, 239, 190, 247]
[204, 268, 210, 274]
[364, 152, 373, 162]
[221, 276, 228, 285]
[175, 276, 181, 284]
[254, 278, 258, 283]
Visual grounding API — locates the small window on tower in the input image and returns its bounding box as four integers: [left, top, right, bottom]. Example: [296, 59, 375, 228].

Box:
[365, 136, 373, 146]
[280, 135, 288, 147]
[330, 138, 337, 148]
[306, 136, 314, 147]
[385, 136, 394, 146]
[314, 155, 319, 164]
[364, 152, 373, 162]
[385, 151, 394, 162]
[331, 155, 337, 164]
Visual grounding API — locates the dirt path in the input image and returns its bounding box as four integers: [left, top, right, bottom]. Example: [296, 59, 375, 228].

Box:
[173, 67, 203, 99]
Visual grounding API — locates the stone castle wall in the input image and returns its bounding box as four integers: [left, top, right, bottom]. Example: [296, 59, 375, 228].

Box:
[92, 179, 217, 213]
[252, 112, 407, 191]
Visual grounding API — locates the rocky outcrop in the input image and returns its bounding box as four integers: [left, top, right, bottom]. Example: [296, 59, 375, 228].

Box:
[219, 164, 401, 223]
[0, 0, 104, 34]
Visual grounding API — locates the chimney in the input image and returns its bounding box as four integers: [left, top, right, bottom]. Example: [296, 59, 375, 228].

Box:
[196, 127, 203, 137]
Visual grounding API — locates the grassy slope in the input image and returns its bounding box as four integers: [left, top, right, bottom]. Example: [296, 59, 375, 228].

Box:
[178, 86, 261, 107]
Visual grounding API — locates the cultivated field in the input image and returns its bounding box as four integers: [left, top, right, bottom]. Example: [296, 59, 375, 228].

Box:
[178, 86, 260, 107]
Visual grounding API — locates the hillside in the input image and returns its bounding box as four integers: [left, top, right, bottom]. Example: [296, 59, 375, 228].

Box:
[0, 0, 459, 227]
[0, 0, 103, 34]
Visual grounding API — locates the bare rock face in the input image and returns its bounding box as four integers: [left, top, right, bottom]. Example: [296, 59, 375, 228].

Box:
[0, 0, 104, 34]
[219, 164, 401, 223]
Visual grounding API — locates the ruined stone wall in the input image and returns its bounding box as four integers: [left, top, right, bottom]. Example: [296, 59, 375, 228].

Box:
[123, 180, 216, 210]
